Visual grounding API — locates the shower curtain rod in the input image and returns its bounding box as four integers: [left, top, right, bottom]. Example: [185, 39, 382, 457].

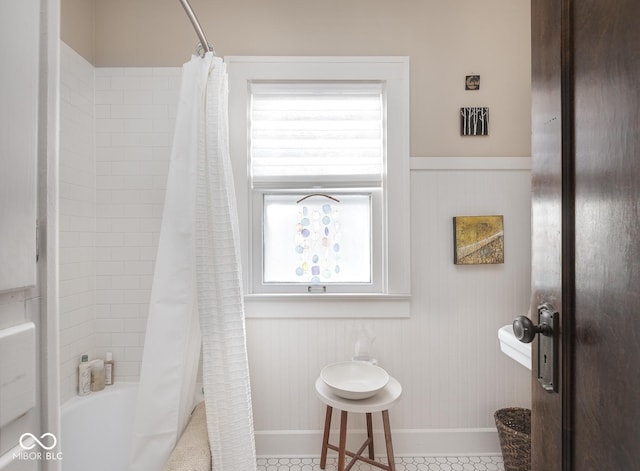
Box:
[178, 0, 215, 55]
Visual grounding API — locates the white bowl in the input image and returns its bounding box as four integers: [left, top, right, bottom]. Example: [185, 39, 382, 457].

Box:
[320, 361, 389, 400]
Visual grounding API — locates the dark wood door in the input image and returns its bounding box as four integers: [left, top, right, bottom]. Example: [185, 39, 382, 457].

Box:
[531, 0, 640, 469]
[530, 0, 566, 469]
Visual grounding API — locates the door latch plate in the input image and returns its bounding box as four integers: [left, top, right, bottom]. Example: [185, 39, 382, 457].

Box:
[537, 303, 558, 393]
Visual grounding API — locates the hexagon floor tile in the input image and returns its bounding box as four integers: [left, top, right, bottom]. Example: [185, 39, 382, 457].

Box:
[256, 456, 505, 471]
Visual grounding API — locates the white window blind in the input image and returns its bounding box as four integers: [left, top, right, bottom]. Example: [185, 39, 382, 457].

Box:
[250, 82, 385, 189]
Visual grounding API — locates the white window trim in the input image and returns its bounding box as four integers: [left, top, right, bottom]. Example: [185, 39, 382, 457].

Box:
[226, 56, 411, 318]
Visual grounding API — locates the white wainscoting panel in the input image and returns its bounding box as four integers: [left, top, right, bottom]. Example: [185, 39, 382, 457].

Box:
[0, 323, 35, 428]
[246, 158, 532, 455]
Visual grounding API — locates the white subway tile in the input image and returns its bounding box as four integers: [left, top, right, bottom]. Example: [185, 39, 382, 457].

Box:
[95, 218, 112, 233]
[95, 232, 124, 247]
[124, 119, 154, 133]
[122, 203, 154, 218]
[96, 119, 124, 133]
[59, 261, 93, 281]
[95, 318, 124, 333]
[138, 275, 154, 290]
[123, 146, 154, 161]
[110, 304, 141, 318]
[96, 203, 125, 218]
[95, 161, 112, 176]
[124, 90, 153, 105]
[96, 67, 124, 77]
[95, 76, 111, 91]
[124, 346, 144, 362]
[124, 261, 153, 276]
[138, 218, 161, 233]
[123, 233, 153, 247]
[111, 276, 141, 290]
[93, 333, 112, 347]
[111, 246, 141, 260]
[96, 147, 123, 162]
[59, 231, 80, 248]
[113, 361, 141, 378]
[124, 318, 147, 333]
[95, 90, 123, 105]
[78, 232, 96, 247]
[152, 118, 173, 132]
[153, 91, 179, 105]
[95, 289, 125, 305]
[122, 175, 153, 190]
[60, 214, 94, 232]
[59, 277, 92, 298]
[139, 189, 166, 204]
[95, 275, 113, 290]
[59, 246, 94, 264]
[95, 132, 112, 148]
[123, 68, 152, 76]
[153, 175, 167, 189]
[139, 247, 158, 261]
[111, 161, 142, 175]
[152, 147, 171, 161]
[111, 333, 141, 347]
[96, 261, 125, 276]
[111, 189, 142, 204]
[96, 189, 113, 204]
[152, 67, 181, 77]
[110, 218, 141, 233]
[95, 104, 111, 119]
[110, 104, 169, 120]
[94, 304, 111, 317]
[123, 290, 151, 304]
[96, 175, 125, 190]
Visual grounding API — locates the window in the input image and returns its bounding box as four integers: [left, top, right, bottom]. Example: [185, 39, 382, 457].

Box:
[227, 57, 410, 316]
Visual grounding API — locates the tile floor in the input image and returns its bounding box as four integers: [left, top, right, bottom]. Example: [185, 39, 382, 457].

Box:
[256, 456, 505, 471]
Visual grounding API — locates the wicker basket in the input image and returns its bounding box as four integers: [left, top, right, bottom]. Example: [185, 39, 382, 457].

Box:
[494, 408, 531, 471]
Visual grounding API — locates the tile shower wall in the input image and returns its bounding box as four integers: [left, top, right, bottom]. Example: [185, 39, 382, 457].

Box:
[93, 65, 181, 381]
[60, 45, 531, 454]
[59, 43, 96, 402]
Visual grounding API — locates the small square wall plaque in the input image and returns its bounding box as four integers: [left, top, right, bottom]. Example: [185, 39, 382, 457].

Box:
[453, 215, 504, 265]
[465, 75, 480, 90]
[460, 107, 489, 136]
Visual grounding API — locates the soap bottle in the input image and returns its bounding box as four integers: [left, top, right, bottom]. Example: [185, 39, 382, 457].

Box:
[104, 351, 114, 385]
[78, 354, 91, 396]
[90, 359, 106, 391]
[353, 324, 377, 365]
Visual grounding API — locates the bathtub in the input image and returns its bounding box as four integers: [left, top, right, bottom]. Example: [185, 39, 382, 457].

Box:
[61, 383, 137, 471]
[60, 382, 204, 471]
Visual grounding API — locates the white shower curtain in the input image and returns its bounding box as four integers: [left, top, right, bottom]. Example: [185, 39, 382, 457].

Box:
[129, 52, 256, 471]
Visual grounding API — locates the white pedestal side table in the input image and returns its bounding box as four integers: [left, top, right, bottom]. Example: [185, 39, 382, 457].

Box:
[315, 376, 402, 471]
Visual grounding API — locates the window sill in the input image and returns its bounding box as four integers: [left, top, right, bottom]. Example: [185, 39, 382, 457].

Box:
[243, 293, 411, 319]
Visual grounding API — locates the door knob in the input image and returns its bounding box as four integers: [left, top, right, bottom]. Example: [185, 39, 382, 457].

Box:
[513, 315, 553, 343]
[514, 304, 558, 393]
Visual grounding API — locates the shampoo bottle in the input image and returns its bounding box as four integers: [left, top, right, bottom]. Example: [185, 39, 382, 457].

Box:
[105, 351, 114, 385]
[78, 354, 91, 396]
[90, 359, 106, 391]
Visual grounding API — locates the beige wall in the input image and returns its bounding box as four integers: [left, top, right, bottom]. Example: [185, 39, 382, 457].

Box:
[61, 0, 95, 64]
[62, 0, 531, 157]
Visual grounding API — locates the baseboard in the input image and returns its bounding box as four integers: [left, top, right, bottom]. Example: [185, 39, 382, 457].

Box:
[255, 427, 501, 458]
